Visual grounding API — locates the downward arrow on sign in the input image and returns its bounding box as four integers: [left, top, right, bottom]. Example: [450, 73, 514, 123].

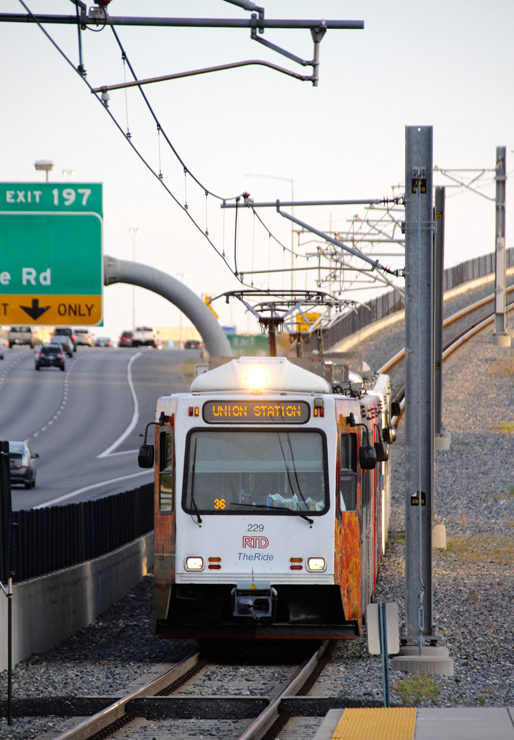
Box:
[20, 299, 51, 321]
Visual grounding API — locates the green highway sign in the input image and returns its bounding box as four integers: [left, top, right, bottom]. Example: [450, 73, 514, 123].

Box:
[0, 182, 103, 325]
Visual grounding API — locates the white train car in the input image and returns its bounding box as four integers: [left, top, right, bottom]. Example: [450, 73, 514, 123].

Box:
[141, 356, 395, 640]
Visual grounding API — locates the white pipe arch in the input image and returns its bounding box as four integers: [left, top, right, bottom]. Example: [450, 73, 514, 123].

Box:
[103, 255, 233, 357]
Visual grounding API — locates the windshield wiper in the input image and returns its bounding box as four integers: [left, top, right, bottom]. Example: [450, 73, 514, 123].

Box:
[189, 439, 202, 526]
[229, 501, 314, 525]
[277, 433, 309, 507]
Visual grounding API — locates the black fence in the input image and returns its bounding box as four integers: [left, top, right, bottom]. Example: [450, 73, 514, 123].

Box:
[325, 246, 514, 349]
[10, 483, 154, 583]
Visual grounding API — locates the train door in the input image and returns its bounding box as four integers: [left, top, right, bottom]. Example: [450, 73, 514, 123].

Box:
[154, 424, 176, 624]
[335, 400, 362, 631]
[360, 401, 377, 610]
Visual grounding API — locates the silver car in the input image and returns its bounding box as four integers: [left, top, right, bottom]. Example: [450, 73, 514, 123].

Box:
[9, 441, 39, 489]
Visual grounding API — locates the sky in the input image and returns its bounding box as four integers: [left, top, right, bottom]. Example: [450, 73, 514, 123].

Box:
[1, 0, 513, 340]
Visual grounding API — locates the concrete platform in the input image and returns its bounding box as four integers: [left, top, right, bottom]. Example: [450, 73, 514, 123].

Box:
[314, 707, 514, 740]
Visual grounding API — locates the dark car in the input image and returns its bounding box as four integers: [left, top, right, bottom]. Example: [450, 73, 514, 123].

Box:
[9, 440, 39, 489]
[118, 331, 133, 348]
[51, 334, 74, 357]
[53, 327, 77, 351]
[184, 339, 204, 349]
[35, 344, 65, 371]
[94, 336, 112, 347]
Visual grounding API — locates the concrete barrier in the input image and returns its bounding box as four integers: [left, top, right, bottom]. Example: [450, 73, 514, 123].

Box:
[0, 533, 153, 672]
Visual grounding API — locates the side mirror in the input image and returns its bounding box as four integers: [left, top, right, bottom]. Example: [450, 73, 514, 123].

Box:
[359, 445, 377, 470]
[382, 425, 396, 444]
[391, 401, 401, 417]
[374, 441, 389, 462]
[138, 444, 154, 469]
[33, 453, 40, 459]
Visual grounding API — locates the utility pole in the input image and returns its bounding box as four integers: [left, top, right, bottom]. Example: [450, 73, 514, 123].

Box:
[403, 126, 435, 646]
[393, 127, 453, 676]
[492, 147, 511, 346]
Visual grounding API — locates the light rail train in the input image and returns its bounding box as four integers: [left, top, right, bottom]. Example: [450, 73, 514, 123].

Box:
[139, 356, 395, 640]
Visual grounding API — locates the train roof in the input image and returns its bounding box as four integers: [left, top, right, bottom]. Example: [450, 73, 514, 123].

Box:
[190, 357, 332, 395]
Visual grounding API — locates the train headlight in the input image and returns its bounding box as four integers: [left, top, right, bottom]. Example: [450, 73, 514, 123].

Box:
[244, 367, 268, 391]
[307, 557, 326, 572]
[185, 556, 204, 571]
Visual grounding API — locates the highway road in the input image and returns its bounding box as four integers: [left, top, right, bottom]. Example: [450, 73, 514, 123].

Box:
[0, 345, 199, 511]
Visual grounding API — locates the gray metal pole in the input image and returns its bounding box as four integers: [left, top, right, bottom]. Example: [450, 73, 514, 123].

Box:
[492, 147, 511, 346]
[434, 187, 445, 437]
[404, 126, 435, 645]
[103, 256, 234, 357]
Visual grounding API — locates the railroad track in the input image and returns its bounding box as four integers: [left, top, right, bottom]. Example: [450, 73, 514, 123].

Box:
[43, 641, 343, 740]
[6, 287, 512, 740]
[382, 285, 514, 420]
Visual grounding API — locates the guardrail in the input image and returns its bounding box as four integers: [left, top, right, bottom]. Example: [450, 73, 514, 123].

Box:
[10, 483, 154, 583]
[325, 246, 514, 349]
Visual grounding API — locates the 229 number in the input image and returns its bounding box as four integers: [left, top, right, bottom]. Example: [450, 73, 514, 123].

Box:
[247, 523, 264, 532]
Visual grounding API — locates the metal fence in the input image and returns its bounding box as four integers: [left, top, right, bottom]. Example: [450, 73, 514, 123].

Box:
[326, 247, 514, 349]
[10, 483, 154, 583]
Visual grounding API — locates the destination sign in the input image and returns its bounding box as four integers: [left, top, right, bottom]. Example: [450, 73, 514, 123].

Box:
[203, 401, 310, 424]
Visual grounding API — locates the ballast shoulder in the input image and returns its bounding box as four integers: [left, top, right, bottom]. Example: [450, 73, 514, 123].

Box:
[190, 356, 331, 394]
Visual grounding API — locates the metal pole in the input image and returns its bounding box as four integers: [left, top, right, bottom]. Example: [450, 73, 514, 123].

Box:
[129, 228, 139, 329]
[7, 576, 12, 725]
[0, 14, 365, 30]
[433, 187, 445, 436]
[176, 273, 186, 350]
[492, 147, 511, 346]
[404, 126, 435, 644]
[379, 603, 390, 708]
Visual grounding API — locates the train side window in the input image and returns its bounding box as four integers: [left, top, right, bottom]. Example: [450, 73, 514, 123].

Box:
[340, 433, 357, 511]
[159, 430, 173, 513]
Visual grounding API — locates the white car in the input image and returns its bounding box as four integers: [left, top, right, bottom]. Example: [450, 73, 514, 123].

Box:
[74, 329, 94, 347]
[131, 326, 157, 348]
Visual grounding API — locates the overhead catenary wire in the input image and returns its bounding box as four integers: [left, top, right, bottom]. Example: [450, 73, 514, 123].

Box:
[20, 0, 404, 311]
[17, 0, 261, 290]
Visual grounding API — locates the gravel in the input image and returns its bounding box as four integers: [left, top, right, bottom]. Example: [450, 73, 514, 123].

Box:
[1, 279, 513, 739]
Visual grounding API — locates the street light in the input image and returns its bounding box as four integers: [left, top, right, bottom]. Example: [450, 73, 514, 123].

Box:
[176, 273, 186, 349]
[246, 173, 295, 289]
[34, 160, 54, 182]
[129, 228, 140, 328]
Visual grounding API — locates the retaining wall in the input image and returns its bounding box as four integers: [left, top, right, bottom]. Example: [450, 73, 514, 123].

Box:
[0, 533, 153, 672]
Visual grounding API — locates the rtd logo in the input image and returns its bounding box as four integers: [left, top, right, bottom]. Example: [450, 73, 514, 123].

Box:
[242, 536, 269, 549]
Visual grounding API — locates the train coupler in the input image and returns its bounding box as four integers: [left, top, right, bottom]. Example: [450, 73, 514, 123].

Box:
[231, 581, 277, 622]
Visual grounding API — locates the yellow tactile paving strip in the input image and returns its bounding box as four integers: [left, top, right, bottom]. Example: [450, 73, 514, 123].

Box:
[331, 708, 417, 740]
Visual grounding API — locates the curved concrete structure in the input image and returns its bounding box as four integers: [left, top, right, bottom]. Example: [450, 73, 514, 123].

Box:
[104, 255, 233, 357]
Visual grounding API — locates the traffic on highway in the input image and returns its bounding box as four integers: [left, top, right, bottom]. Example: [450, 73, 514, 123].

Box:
[0, 340, 200, 511]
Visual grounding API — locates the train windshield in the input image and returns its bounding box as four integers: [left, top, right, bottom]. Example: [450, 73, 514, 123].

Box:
[183, 430, 328, 515]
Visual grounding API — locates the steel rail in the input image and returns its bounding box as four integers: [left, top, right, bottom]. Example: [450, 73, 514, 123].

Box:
[382, 287, 514, 425]
[52, 649, 202, 740]
[379, 285, 514, 376]
[236, 640, 330, 740]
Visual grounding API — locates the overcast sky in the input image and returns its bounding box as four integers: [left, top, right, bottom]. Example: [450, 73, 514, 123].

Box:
[1, 0, 513, 338]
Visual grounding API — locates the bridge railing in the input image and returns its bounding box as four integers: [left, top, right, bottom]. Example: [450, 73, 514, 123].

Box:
[10, 483, 153, 583]
[325, 246, 514, 349]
